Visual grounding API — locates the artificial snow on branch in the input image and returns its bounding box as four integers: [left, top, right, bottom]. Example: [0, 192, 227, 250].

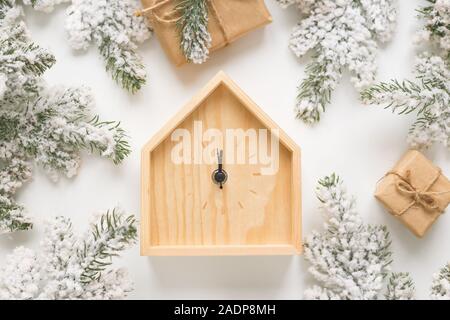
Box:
[276, 0, 397, 124]
[362, 0, 450, 149]
[304, 174, 414, 300]
[0, 1, 54, 104]
[23, 0, 68, 13]
[23, 0, 152, 93]
[431, 263, 450, 299]
[362, 54, 449, 149]
[416, 0, 450, 60]
[176, 0, 211, 64]
[0, 1, 130, 233]
[385, 272, 416, 300]
[0, 207, 137, 300]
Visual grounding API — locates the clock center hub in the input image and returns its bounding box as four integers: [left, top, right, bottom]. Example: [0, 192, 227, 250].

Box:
[212, 149, 228, 189]
[212, 169, 228, 186]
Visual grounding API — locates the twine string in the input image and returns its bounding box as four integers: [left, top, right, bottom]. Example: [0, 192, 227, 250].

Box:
[386, 170, 450, 216]
[135, 0, 171, 17]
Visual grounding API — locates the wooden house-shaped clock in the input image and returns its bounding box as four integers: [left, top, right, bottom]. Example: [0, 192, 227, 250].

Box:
[141, 72, 301, 256]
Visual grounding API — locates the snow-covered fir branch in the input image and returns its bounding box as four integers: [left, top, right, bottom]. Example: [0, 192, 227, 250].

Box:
[431, 263, 450, 299]
[275, 0, 314, 12]
[362, 54, 450, 149]
[416, 0, 450, 60]
[362, 0, 450, 150]
[0, 1, 130, 233]
[276, 0, 397, 124]
[304, 174, 413, 300]
[176, 0, 211, 64]
[23, 0, 152, 93]
[0, 208, 137, 300]
[0, 1, 54, 104]
[23, 0, 68, 13]
[385, 273, 415, 300]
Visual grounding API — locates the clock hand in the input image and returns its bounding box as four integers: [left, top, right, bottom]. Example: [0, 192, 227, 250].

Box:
[217, 149, 223, 173]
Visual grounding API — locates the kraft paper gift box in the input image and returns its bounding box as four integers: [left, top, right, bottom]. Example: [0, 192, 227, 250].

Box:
[375, 150, 450, 238]
[139, 0, 272, 66]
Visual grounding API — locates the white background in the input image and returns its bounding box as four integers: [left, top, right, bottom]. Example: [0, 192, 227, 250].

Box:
[1, 0, 449, 300]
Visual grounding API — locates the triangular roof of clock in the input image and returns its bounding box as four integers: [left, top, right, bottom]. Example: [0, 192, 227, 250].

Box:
[141, 71, 301, 256]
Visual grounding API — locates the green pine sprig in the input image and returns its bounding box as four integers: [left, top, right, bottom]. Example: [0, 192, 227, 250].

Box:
[296, 56, 337, 123]
[99, 37, 146, 94]
[361, 80, 425, 115]
[86, 115, 131, 165]
[78, 209, 137, 284]
[386, 272, 415, 300]
[431, 263, 450, 298]
[176, 0, 211, 64]
[0, 200, 32, 233]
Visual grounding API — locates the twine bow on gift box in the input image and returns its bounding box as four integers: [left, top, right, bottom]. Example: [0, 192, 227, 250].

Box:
[135, 0, 175, 19]
[135, 0, 232, 45]
[387, 170, 450, 217]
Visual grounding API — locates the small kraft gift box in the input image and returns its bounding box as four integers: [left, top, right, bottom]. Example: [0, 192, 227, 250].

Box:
[375, 150, 450, 238]
[138, 0, 272, 66]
